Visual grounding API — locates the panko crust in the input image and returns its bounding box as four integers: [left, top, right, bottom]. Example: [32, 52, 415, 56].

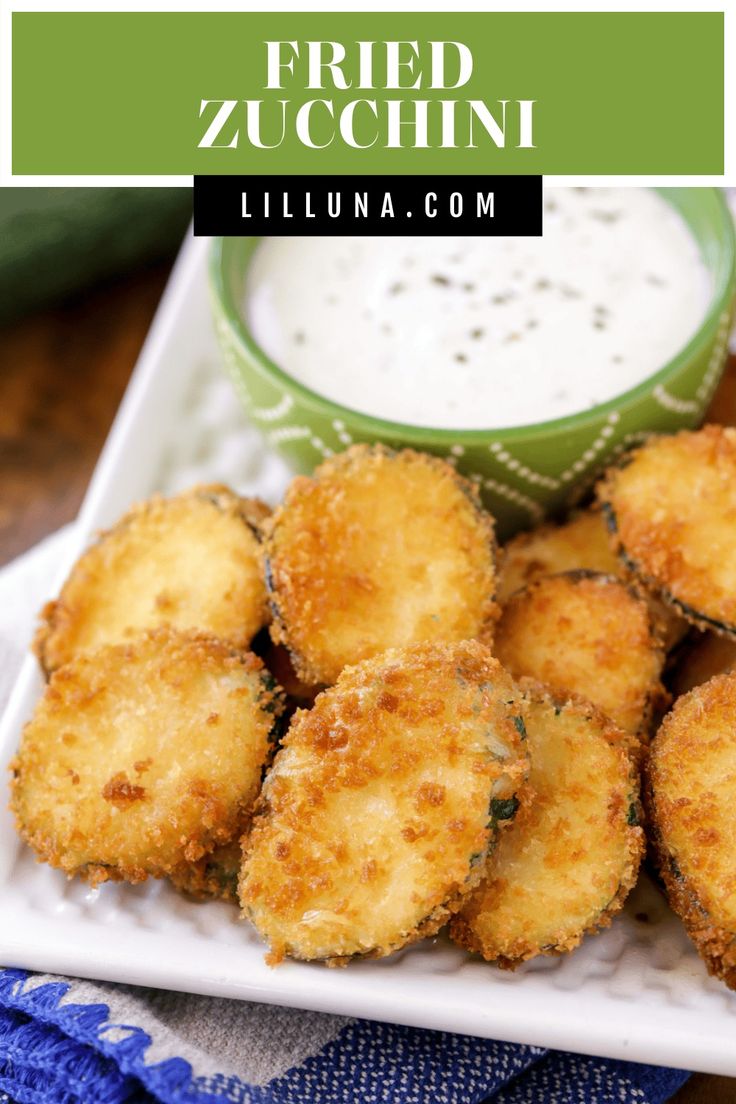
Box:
[10, 629, 283, 886]
[170, 840, 243, 904]
[240, 640, 529, 966]
[498, 508, 686, 650]
[450, 683, 643, 968]
[263, 445, 498, 686]
[646, 671, 736, 989]
[598, 426, 736, 637]
[497, 508, 620, 603]
[494, 571, 668, 739]
[35, 485, 271, 674]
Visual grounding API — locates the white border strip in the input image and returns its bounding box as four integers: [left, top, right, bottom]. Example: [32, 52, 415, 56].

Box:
[2, 0, 733, 187]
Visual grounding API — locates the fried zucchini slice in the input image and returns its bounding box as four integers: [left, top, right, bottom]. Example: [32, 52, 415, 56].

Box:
[498, 509, 619, 602]
[170, 841, 242, 903]
[240, 640, 528, 965]
[264, 445, 497, 686]
[599, 426, 736, 637]
[647, 671, 736, 989]
[498, 508, 687, 650]
[35, 485, 271, 674]
[10, 629, 283, 885]
[450, 686, 642, 968]
[669, 632, 736, 698]
[494, 572, 667, 739]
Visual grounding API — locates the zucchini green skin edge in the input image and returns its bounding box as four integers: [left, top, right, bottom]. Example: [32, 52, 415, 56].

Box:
[174, 857, 240, 904]
[644, 764, 736, 990]
[601, 501, 736, 640]
[452, 687, 644, 970]
[203, 860, 239, 901]
[35, 487, 270, 679]
[171, 850, 242, 904]
[172, 668, 284, 905]
[242, 744, 527, 968]
[490, 795, 643, 970]
[263, 444, 501, 686]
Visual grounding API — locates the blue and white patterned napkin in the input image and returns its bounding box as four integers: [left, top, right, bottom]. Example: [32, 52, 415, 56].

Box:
[0, 530, 691, 1104]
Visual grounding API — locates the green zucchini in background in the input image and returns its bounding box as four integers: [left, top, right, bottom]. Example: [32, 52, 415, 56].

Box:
[0, 188, 191, 326]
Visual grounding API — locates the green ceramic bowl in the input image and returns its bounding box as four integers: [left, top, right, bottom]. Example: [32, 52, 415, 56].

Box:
[209, 189, 736, 540]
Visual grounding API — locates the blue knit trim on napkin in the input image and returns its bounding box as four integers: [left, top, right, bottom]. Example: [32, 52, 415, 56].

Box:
[0, 971, 201, 1103]
[0, 969, 690, 1104]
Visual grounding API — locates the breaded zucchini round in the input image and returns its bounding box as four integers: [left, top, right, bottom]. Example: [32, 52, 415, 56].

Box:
[670, 632, 736, 698]
[10, 629, 283, 885]
[498, 508, 686, 650]
[36, 485, 271, 674]
[170, 840, 242, 903]
[599, 426, 736, 637]
[647, 672, 736, 988]
[494, 571, 667, 739]
[450, 686, 643, 968]
[264, 445, 498, 686]
[498, 509, 619, 603]
[240, 640, 528, 965]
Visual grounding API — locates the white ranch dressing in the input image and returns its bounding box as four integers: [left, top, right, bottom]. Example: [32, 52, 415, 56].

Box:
[245, 189, 711, 430]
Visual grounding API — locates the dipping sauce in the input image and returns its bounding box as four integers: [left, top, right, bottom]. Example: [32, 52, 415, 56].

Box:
[245, 189, 711, 430]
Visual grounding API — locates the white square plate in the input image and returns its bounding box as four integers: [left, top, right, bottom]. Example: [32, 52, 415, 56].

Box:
[2, 234, 735, 1077]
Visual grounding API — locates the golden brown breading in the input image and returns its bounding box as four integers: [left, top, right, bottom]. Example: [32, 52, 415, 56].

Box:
[498, 509, 619, 602]
[646, 671, 736, 989]
[240, 640, 528, 965]
[598, 426, 736, 637]
[35, 485, 271, 674]
[498, 507, 687, 650]
[264, 445, 498, 686]
[170, 841, 242, 903]
[669, 632, 736, 698]
[494, 571, 668, 739]
[10, 629, 283, 885]
[450, 685, 642, 968]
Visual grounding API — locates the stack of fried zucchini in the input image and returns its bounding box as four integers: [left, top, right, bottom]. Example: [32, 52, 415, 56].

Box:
[10, 429, 736, 987]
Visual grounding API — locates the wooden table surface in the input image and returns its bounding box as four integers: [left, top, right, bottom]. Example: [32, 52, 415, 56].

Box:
[1, 264, 736, 1103]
